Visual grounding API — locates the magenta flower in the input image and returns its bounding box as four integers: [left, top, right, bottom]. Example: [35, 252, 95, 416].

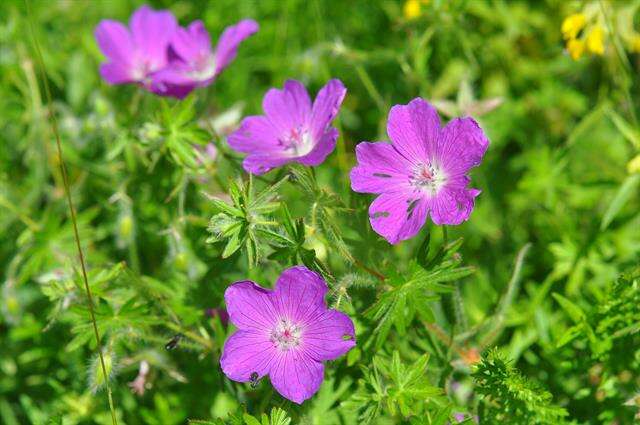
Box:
[350, 98, 489, 244]
[220, 266, 356, 404]
[151, 19, 259, 98]
[227, 79, 347, 175]
[95, 5, 177, 87]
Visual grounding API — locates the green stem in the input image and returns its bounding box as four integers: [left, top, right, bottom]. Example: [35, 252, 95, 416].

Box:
[25, 2, 118, 424]
[480, 243, 532, 348]
[354, 64, 386, 112]
[128, 232, 141, 273]
[599, 0, 638, 127]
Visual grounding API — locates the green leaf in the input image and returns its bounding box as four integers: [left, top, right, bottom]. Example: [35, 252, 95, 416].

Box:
[267, 407, 291, 425]
[221, 228, 245, 258]
[600, 174, 640, 230]
[556, 324, 583, 348]
[552, 293, 585, 323]
[607, 109, 640, 149]
[242, 414, 262, 425]
[416, 232, 431, 269]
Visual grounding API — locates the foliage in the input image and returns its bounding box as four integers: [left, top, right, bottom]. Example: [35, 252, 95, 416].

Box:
[343, 351, 443, 423]
[2, 0, 640, 424]
[473, 350, 568, 424]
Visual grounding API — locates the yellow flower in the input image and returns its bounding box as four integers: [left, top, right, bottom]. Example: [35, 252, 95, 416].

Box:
[567, 38, 585, 60]
[404, 0, 422, 20]
[586, 26, 605, 55]
[562, 13, 586, 40]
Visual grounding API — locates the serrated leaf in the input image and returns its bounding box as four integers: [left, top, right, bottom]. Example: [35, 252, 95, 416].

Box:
[221, 228, 245, 258]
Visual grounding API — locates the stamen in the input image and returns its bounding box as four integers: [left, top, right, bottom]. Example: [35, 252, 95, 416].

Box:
[278, 127, 314, 156]
[270, 318, 302, 351]
[409, 162, 447, 195]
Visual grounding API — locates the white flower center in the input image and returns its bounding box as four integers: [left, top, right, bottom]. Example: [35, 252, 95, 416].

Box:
[410, 162, 447, 195]
[270, 318, 302, 351]
[131, 60, 152, 82]
[279, 127, 314, 157]
[186, 54, 217, 81]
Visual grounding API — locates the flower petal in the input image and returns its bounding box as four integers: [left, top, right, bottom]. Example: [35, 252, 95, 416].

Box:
[149, 64, 197, 97]
[224, 281, 278, 331]
[171, 20, 211, 62]
[437, 117, 489, 177]
[273, 266, 328, 323]
[369, 192, 428, 244]
[297, 127, 337, 166]
[129, 5, 177, 71]
[269, 351, 324, 404]
[242, 154, 292, 175]
[227, 115, 281, 153]
[350, 142, 412, 194]
[309, 79, 346, 142]
[387, 98, 441, 164]
[302, 310, 355, 361]
[95, 20, 134, 68]
[220, 330, 277, 382]
[262, 80, 312, 135]
[214, 19, 259, 74]
[429, 176, 480, 225]
[99, 62, 135, 85]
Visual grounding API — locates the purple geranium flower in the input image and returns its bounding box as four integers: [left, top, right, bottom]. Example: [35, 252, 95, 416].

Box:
[350, 98, 489, 244]
[95, 5, 177, 87]
[227, 79, 347, 175]
[151, 19, 258, 98]
[220, 266, 356, 404]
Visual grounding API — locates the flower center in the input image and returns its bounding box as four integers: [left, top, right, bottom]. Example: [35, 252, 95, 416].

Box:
[410, 162, 447, 195]
[186, 54, 217, 81]
[278, 127, 314, 157]
[270, 318, 302, 351]
[132, 59, 153, 82]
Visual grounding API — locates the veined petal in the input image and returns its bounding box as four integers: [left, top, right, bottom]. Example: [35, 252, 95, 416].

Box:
[387, 98, 441, 164]
[214, 19, 259, 74]
[302, 310, 355, 361]
[309, 79, 346, 142]
[273, 266, 328, 323]
[220, 330, 277, 382]
[437, 117, 489, 177]
[296, 127, 337, 167]
[429, 177, 480, 225]
[350, 142, 412, 194]
[224, 281, 278, 331]
[269, 351, 324, 404]
[129, 5, 177, 71]
[227, 115, 281, 153]
[262, 80, 312, 135]
[369, 192, 429, 244]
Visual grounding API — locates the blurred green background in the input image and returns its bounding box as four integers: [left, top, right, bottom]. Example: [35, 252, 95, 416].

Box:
[2, 0, 640, 423]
